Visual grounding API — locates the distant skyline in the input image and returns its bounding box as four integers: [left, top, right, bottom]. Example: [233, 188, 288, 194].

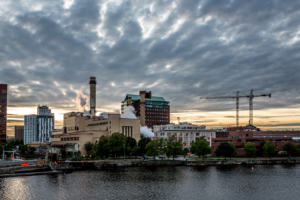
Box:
[1, 0, 300, 136]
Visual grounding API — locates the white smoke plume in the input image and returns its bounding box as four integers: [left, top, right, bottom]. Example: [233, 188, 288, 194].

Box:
[76, 90, 89, 112]
[141, 126, 154, 138]
[121, 106, 137, 119]
[83, 110, 92, 118]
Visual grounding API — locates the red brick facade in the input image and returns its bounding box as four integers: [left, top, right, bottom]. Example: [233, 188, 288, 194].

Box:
[0, 84, 7, 144]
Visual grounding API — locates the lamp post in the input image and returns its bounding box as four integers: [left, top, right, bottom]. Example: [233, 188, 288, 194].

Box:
[123, 144, 125, 161]
[2, 145, 6, 161]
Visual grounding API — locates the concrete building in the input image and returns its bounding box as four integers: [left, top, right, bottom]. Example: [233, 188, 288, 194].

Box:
[0, 84, 7, 144]
[121, 91, 170, 129]
[15, 126, 24, 141]
[24, 105, 54, 144]
[153, 122, 216, 147]
[51, 77, 141, 156]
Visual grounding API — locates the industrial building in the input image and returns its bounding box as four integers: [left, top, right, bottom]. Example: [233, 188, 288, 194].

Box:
[15, 125, 24, 141]
[51, 77, 141, 156]
[0, 84, 7, 144]
[121, 91, 170, 129]
[24, 105, 54, 144]
[153, 122, 216, 147]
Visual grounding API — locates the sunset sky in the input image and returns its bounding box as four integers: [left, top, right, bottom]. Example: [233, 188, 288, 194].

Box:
[1, 0, 300, 136]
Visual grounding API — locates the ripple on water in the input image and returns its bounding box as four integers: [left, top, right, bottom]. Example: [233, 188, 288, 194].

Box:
[1, 165, 300, 200]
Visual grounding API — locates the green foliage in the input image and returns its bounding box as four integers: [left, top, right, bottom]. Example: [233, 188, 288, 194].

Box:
[94, 136, 110, 158]
[282, 142, 300, 158]
[263, 141, 276, 158]
[229, 141, 237, 158]
[215, 142, 235, 160]
[190, 141, 196, 154]
[107, 132, 127, 159]
[182, 147, 189, 158]
[125, 137, 138, 156]
[138, 137, 152, 155]
[84, 142, 94, 157]
[28, 146, 36, 153]
[166, 135, 183, 160]
[145, 139, 161, 160]
[195, 137, 212, 160]
[244, 142, 256, 158]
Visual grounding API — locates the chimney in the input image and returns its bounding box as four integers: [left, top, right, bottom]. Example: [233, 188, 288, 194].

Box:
[89, 77, 97, 116]
[128, 97, 132, 106]
[140, 91, 146, 126]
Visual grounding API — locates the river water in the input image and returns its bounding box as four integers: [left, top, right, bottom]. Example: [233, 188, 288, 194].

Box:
[1, 165, 300, 200]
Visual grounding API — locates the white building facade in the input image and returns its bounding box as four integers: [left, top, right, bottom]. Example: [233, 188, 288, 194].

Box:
[24, 105, 54, 144]
[153, 122, 216, 147]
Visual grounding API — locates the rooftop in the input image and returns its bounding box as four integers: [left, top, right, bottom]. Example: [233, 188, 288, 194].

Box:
[122, 94, 169, 103]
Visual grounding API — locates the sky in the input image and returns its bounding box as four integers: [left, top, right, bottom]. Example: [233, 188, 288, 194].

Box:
[1, 0, 300, 136]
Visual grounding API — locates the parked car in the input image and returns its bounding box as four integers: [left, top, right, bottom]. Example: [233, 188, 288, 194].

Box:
[159, 155, 166, 159]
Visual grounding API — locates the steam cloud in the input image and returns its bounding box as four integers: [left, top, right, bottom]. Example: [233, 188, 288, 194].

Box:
[140, 126, 154, 138]
[76, 90, 89, 112]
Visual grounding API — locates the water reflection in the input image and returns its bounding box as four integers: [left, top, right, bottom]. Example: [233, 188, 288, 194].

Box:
[1, 165, 300, 200]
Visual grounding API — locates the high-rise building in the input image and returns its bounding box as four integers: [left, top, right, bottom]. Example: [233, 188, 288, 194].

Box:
[15, 125, 24, 141]
[121, 91, 170, 129]
[24, 105, 54, 144]
[0, 84, 7, 144]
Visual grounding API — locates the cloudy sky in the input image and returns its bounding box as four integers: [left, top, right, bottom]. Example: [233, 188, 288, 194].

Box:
[1, 0, 300, 136]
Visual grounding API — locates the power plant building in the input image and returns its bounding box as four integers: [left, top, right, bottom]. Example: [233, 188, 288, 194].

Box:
[121, 91, 170, 129]
[0, 84, 7, 144]
[51, 77, 141, 156]
[24, 105, 54, 144]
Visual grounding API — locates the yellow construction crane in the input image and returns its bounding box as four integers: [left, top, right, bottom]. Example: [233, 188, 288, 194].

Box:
[200, 89, 271, 126]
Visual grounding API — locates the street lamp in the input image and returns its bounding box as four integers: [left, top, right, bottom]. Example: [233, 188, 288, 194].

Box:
[123, 144, 125, 161]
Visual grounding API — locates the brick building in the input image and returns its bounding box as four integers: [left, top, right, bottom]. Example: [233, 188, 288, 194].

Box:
[0, 84, 7, 144]
[211, 130, 300, 156]
[121, 91, 170, 128]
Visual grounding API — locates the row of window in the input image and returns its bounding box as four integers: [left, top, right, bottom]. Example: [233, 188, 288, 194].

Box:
[86, 122, 108, 127]
[0, 105, 6, 108]
[0, 110, 6, 114]
[0, 120, 6, 123]
[147, 116, 168, 118]
[68, 126, 79, 131]
[164, 127, 204, 130]
[146, 108, 168, 111]
[0, 95, 6, 99]
[146, 112, 168, 115]
[1, 89, 6, 93]
[146, 119, 168, 122]
[122, 126, 133, 137]
[0, 100, 7, 103]
[157, 132, 214, 137]
[0, 115, 6, 118]
[61, 137, 79, 141]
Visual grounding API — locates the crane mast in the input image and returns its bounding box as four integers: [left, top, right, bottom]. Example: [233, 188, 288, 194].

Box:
[200, 89, 271, 126]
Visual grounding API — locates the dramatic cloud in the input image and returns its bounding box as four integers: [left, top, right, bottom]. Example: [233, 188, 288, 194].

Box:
[1, 0, 300, 135]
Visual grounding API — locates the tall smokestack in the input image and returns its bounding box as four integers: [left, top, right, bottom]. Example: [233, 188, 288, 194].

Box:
[140, 91, 146, 127]
[89, 77, 97, 116]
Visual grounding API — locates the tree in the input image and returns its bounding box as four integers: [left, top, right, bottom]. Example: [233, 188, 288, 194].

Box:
[125, 137, 138, 156]
[94, 135, 110, 158]
[229, 141, 237, 159]
[195, 137, 212, 160]
[263, 141, 276, 158]
[282, 142, 299, 158]
[84, 142, 94, 157]
[182, 147, 189, 158]
[138, 137, 152, 156]
[145, 139, 159, 160]
[28, 146, 36, 154]
[259, 140, 266, 156]
[190, 141, 196, 154]
[107, 133, 127, 159]
[215, 142, 235, 160]
[244, 142, 256, 158]
[166, 135, 183, 160]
